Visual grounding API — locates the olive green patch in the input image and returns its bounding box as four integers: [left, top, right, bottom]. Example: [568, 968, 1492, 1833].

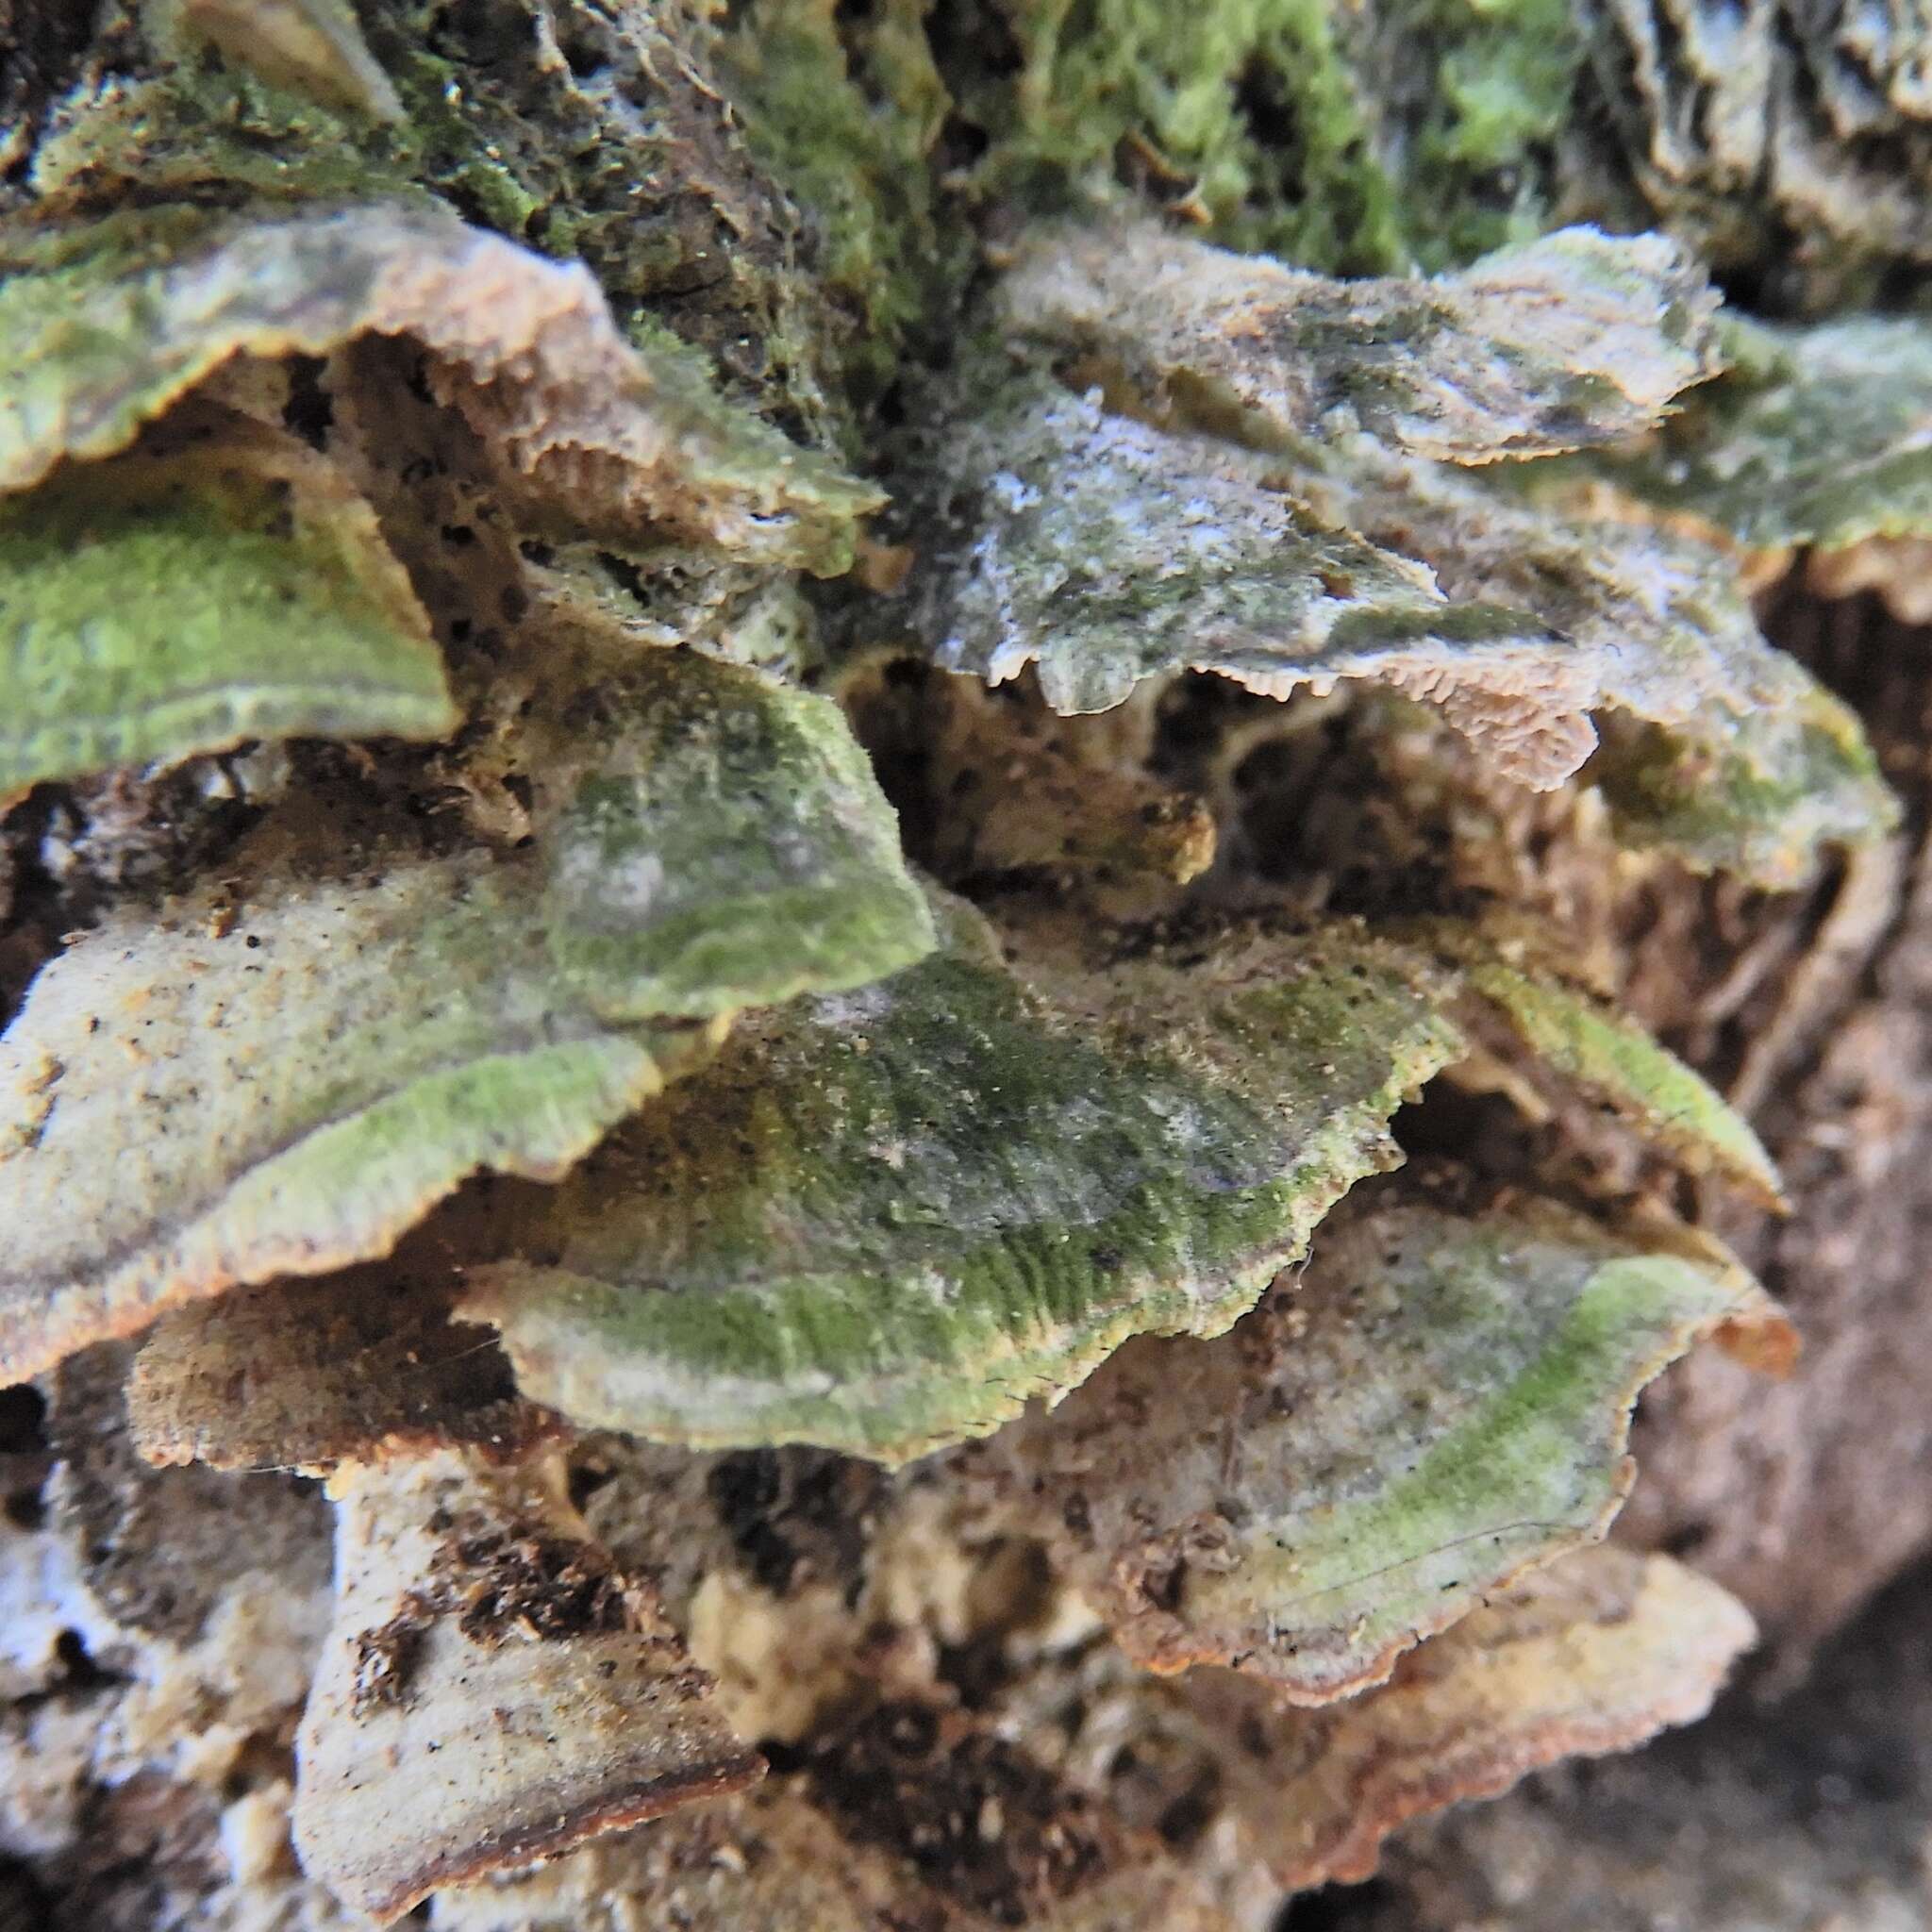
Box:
[0, 411, 455, 797]
[463, 898, 1463, 1462]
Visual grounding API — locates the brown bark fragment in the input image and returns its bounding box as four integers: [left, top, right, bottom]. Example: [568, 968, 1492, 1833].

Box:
[1618, 592, 1932, 1655]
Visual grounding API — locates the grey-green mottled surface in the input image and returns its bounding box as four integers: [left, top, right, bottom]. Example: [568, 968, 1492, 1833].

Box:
[1002, 222, 1721, 463]
[1586, 315, 1932, 552]
[914, 373, 1551, 722]
[909, 368, 1894, 880]
[544, 651, 932, 1022]
[0, 646, 931, 1383]
[462, 900, 1463, 1463]
[973, 1176, 1783, 1700]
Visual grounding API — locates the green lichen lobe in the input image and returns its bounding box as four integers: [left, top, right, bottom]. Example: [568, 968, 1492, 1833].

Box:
[1001, 221, 1722, 464]
[0, 413, 456, 798]
[0, 630, 933, 1384]
[1174, 1193, 1773, 1695]
[998, 1178, 1781, 1697]
[1457, 955, 1784, 1207]
[0, 846, 705, 1384]
[545, 651, 936, 1021]
[912, 369, 1491, 717]
[463, 902, 1464, 1462]
[1593, 689, 1900, 888]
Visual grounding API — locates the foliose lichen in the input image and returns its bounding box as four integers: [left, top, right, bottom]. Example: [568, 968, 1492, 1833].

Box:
[0, 2, 1918, 1924]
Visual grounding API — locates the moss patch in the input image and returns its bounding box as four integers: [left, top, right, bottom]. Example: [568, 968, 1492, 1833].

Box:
[961, 0, 1586, 272]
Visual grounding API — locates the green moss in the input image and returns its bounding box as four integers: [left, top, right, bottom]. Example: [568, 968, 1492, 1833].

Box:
[966, 0, 1585, 273]
[712, 0, 960, 408]
[1407, 0, 1582, 259]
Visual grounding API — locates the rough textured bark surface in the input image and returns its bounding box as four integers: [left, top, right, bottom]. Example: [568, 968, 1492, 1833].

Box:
[1617, 595, 1932, 1657]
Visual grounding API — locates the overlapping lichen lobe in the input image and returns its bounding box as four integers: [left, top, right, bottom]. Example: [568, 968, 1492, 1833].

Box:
[346, 1513, 658, 1722]
[1001, 219, 1721, 471]
[8, 8, 1919, 1924]
[955, 1156, 1786, 1720]
[1168, 1545, 1757, 1894]
[295, 1442, 766, 1920]
[1602, 584, 1932, 1654]
[0, 402, 461, 802]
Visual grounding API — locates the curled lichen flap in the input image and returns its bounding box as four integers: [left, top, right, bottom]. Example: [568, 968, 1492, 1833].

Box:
[146, 0, 404, 121]
[0, 195, 880, 574]
[902, 348, 1893, 880]
[1436, 929, 1787, 1209]
[457, 892, 1466, 1463]
[0, 403, 458, 800]
[0, 629, 932, 1385]
[1000, 218, 1724, 462]
[1140, 1544, 1756, 1892]
[539, 646, 935, 1023]
[961, 1170, 1788, 1701]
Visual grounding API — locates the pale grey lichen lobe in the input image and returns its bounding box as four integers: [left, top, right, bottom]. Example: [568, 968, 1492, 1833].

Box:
[898, 218, 1893, 881]
[1001, 221, 1723, 463]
